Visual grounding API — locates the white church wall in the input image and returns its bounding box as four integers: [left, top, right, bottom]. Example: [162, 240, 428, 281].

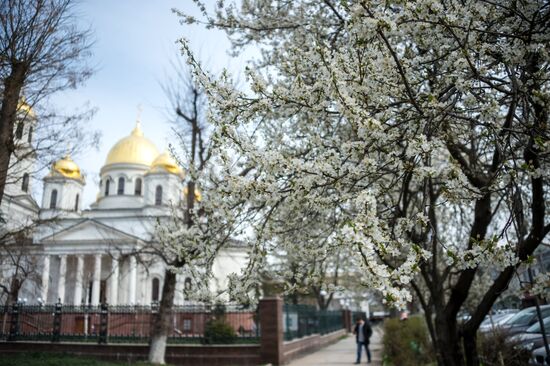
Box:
[143, 173, 182, 207]
[211, 247, 250, 296]
[97, 165, 149, 207]
[41, 179, 83, 212]
[0, 196, 36, 233]
[4, 150, 35, 198]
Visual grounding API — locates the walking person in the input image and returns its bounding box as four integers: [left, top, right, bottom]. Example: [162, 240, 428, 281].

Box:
[353, 316, 373, 364]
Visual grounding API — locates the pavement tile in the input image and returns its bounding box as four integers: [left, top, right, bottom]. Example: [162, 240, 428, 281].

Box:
[286, 327, 383, 366]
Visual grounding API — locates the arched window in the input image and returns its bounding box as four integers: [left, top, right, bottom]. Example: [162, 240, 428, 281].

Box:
[105, 180, 110, 196]
[50, 189, 57, 209]
[152, 278, 160, 302]
[155, 185, 163, 205]
[27, 126, 33, 143]
[184, 277, 192, 291]
[21, 173, 29, 192]
[134, 178, 142, 196]
[15, 122, 24, 139]
[74, 194, 79, 211]
[117, 177, 125, 195]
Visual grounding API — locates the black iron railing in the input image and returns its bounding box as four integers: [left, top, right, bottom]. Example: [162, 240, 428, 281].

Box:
[283, 304, 344, 341]
[0, 302, 259, 344]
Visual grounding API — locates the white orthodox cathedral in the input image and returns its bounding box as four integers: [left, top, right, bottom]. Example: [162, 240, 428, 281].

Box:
[0, 106, 247, 306]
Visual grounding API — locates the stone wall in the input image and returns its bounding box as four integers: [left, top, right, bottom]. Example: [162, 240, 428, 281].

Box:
[0, 342, 261, 366]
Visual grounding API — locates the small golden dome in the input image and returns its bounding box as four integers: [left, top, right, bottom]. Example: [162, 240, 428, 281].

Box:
[51, 155, 83, 180]
[104, 121, 159, 166]
[183, 186, 202, 202]
[17, 97, 36, 118]
[150, 151, 184, 176]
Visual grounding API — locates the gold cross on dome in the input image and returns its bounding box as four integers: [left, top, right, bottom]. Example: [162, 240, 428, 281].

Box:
[136, 103, 143, 122]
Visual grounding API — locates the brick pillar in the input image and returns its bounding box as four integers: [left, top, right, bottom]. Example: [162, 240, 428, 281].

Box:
[259, 297, 284, 365]
[343, 309, 352, 332]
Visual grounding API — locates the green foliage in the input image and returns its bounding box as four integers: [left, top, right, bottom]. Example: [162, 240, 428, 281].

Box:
[203, 318, 237, 344]
[478, 330, 530, 366]
[382, 316, 435, 366]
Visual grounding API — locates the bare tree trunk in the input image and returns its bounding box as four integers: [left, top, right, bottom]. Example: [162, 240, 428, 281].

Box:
[462, 330, 478, 366]
[435, 314, 463, 366]
[148, 270, 177, 365]
[0, 63, 27, 204]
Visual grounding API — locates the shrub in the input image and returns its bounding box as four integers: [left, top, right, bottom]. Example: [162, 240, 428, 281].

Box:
[478, 330, 530, 366]
[203, 318, 236, 344]
[383, 316, 435, 366]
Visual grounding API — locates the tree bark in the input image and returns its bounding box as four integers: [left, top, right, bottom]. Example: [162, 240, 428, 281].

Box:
[148, 269, 177, 365]
[0, 62, 27, 204]
[462, 329, 478, 366]
[435, 313, 463, 366]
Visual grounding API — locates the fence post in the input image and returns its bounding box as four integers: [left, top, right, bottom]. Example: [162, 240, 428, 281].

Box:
[98, 302, 109, 344]
[52, 301, 62, 342]
[7, 303, 19, 342]
[259, 297, 284, 366]
[342, 309, 352, 332]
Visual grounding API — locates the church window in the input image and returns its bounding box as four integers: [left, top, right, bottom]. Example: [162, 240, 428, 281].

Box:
[155, 185, 162, 205]
[50, 189, 58, 209]
[21, 173, 29, 192]
[117, 177, 125, 195]
[75, 194, 79, 211]
[105, 180, 110, 196]
[27, 126, 33, 143]
[184, 277, 192, 291]
[152, 278, 160, 302]
[134, 178, 142, 196]
[15, 122, 24, 139]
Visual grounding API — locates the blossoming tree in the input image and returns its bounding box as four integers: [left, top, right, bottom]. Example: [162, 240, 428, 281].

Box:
[174, 1, 549, 365]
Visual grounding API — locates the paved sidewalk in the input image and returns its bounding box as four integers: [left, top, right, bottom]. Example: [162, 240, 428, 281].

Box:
[286, 326, 383, 366]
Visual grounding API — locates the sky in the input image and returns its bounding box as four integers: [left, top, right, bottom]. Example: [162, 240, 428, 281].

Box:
[47, 0, 252, 208]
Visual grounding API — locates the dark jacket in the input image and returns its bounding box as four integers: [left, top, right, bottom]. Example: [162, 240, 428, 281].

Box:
[353, 321, 373, 344]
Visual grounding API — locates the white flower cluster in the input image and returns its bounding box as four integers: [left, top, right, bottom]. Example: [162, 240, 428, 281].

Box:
[531, 272, 550, 298]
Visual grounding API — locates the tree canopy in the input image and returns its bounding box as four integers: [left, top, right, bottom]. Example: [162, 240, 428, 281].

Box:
[177, 1, 549, 365]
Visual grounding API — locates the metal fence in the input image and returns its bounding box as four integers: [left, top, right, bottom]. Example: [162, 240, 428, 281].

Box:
[283, 304, 344, 341]
[0, 302, 259, 344]
[352, 311, 367, 322]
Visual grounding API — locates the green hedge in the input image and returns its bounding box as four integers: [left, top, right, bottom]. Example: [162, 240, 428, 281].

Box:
[478, 330, 530, 366]
[382, 316, 435, 366]
[203, 318, 237, 344]
[382, 316, 531, 366]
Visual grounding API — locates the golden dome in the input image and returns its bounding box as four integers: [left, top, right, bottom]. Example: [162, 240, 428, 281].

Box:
[183, 186, 202, 202]
[51, 155, 83, 180]
[104, 122, 159, 166]
[17, 97, 36, 118]
[150, 151, 184, 176]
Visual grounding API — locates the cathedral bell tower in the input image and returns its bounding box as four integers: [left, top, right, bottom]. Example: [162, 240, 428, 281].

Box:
[4, 97, 38, 197]
[41, 155, 85, 215]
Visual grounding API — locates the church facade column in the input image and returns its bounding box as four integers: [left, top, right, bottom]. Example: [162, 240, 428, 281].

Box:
[128, 256, 137, 304]
[41, 255, 50, 303]
[110, 256, 119, 305]
[57, 255, 67, 303]
[91, 254, 102, 305]
[175, 274, 184, 305]
[74, 255, 84, 305]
